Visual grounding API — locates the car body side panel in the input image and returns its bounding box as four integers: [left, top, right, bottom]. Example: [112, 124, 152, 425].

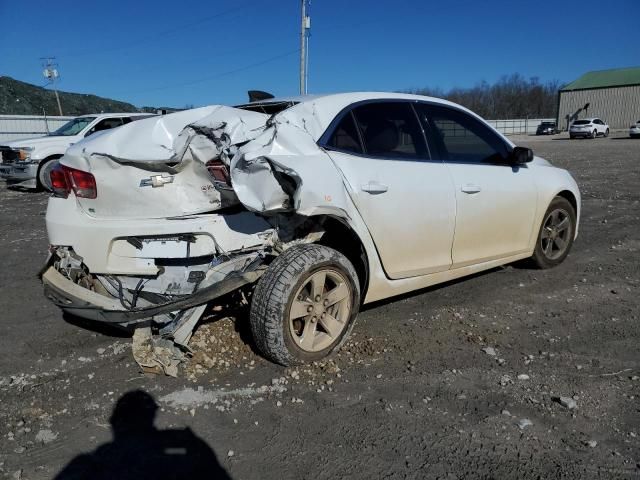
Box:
[326, 150, 456, 278]
[445, 162, 538, 268]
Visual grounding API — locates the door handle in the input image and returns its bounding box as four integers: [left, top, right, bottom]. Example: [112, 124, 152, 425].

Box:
[361, 182, 388, 194]
[461, 184, 481, 194]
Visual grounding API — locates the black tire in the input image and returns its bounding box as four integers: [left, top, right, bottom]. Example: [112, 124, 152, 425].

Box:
[531, 196, 576, 269]
[591, 129, 597, 139]
[250, 244, 361, 366]
[36, 156, 61, 191]
[604, 128, 609, 137]
[569, 135, 575, 139]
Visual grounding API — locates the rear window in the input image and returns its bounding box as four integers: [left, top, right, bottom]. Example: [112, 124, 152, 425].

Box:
[236, 101, 298, 115]
[573, 120, 591, 125]
[541, 122, 555, 126]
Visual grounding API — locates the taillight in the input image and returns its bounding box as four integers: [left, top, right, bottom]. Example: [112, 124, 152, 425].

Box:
[50, 164, 97, 199]
[67, 167, 97, 199]
[50, 164, 70, 198]
[206, 160, 231, 187]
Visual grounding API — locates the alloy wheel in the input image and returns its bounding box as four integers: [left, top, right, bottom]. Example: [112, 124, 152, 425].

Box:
[540, 208, 572, 260]
[288, 268, 352, 352]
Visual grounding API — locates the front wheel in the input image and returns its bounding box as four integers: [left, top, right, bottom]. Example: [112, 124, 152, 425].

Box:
[591, 129, 597, 139]
[36, 157, 61, 191]
[250, 244, 361, 365]
[531, 196, 576, 269]
[604, 128, 609, 137]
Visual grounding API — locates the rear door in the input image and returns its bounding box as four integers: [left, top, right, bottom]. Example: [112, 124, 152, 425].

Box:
[322, 101, 456, 279]
[417, 104, 538, 268]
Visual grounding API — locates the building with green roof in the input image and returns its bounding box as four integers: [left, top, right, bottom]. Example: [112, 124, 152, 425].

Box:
[557, 67, 640, 130]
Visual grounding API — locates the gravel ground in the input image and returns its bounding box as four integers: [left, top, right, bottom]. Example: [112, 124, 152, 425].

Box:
[0, 133, 638, 479]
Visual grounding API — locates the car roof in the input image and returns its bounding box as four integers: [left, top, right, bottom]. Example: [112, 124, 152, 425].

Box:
[76, 113, 153, 119]
[249, 91, 456, 106]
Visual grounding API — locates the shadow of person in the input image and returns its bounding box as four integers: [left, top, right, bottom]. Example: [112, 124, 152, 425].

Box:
[55, 390, 231, 480]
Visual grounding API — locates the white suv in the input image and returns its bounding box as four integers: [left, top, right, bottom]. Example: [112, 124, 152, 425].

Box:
[0, 113, 153, 189]
[569, 118, 609, 139]
[630, 120, 640, 138]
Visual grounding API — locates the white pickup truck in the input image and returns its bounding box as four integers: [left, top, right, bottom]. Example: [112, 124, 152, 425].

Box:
[0, 113, 153, 189]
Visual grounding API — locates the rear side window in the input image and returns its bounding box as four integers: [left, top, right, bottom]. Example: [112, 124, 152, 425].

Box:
[418, 104, 508, 164]
[326, 112, 363, 153]
[352, 102, 427, 159]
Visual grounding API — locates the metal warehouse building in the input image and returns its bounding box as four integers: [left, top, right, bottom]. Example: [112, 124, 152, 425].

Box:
[557, 66, 640, 130]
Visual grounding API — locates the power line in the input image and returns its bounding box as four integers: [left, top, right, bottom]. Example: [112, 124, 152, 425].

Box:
[57, 2, 256, 59]
[113, 48, 300, 96]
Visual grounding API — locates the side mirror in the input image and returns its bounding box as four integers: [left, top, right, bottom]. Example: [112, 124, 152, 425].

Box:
[509, 146, 533, 165]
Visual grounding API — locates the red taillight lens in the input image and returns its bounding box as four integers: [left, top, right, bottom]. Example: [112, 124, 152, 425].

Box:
[67, 167, 97, 199]
[50, 164, 70, 198]
[50, 164, 97, 199]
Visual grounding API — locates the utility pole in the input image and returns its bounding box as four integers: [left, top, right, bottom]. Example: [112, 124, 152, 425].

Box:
[41, 57, 63, 116]
[299, 0, 310, 95]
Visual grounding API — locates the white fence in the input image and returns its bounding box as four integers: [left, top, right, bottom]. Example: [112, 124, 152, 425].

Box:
[0, 114, 556, 143]
[0, 115, 74, 142]
[487, 118, 555, 135]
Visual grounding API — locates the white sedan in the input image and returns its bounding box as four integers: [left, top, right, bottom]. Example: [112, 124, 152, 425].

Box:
[41, 92, 580, 366]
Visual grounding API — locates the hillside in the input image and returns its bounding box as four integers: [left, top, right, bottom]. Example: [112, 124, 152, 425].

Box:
[0, 76, 171, 115]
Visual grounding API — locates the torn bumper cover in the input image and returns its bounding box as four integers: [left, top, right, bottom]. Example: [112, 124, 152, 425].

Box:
[42, 265, 264, 325]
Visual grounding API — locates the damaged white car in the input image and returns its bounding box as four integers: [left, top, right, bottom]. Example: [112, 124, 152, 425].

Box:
[41, 92, 580, 368]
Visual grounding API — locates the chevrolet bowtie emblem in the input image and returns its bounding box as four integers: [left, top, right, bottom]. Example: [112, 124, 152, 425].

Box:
[140, 174, 174, 188]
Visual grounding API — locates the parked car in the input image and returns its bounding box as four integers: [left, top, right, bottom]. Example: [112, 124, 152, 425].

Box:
[41, 93, 580, 366]
[536, 121, 558, 135]
[569, 118, 609, 139]
[630, 120, 640, 138]
[0, 113, 153, 189]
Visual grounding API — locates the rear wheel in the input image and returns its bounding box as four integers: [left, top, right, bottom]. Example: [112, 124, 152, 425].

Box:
[531, 196, 576, 269]
[36, 156, 61, 191]
[591, 129, 597, 139]
[250, 244, 360, 366]
[604, 128, 609, 137]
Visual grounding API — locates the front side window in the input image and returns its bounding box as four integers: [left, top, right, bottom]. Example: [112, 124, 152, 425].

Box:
[352, 102, 427, 159]
[418, 105, 508, 164]
[49, 117, 97, 136]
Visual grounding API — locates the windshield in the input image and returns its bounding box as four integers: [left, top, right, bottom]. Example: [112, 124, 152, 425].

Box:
[49, 117, 97, 136]
[573, 120, 591, 125]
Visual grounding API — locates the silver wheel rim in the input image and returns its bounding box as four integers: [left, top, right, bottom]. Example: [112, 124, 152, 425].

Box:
[540, 208, 572, 260]
[288, 268, 352, 353]
[39, 161, 57, 190]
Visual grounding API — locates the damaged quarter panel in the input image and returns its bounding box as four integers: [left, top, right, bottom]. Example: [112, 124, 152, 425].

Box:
[60, 106, 269, 220]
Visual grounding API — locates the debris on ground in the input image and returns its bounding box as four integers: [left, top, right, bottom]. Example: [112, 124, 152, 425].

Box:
[556, 396, 578, 410]
[517, 419, 533, 430]
[131, 327, 184, 377]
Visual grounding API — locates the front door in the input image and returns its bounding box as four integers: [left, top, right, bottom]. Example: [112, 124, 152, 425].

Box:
[417, 104, 538, 268]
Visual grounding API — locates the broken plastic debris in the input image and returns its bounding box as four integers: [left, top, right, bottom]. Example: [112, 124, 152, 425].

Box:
[132, 327, 184, 377]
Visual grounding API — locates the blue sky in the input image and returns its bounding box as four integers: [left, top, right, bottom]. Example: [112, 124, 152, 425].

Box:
[0, 0, 638, 108]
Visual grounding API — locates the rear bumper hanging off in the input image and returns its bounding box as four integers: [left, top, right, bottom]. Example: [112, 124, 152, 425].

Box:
[41, 265, 264, 325]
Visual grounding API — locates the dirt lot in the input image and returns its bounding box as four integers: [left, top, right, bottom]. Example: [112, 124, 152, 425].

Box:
[0, 133, 638, 479]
